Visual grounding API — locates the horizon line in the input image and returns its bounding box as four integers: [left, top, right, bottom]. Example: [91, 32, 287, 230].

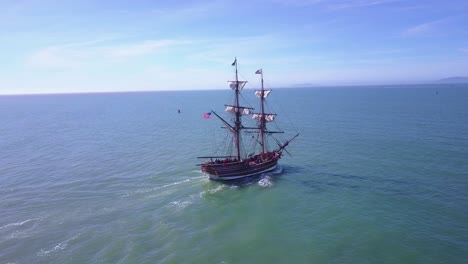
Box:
[1, 82, 467, 96]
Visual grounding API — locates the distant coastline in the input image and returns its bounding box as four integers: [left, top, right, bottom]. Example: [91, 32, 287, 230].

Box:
[435, 77, 468, 84]
[291, 77, 468, 89]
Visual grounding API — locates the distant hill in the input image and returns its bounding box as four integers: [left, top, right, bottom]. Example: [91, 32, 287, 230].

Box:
[435, 77, 468, 84]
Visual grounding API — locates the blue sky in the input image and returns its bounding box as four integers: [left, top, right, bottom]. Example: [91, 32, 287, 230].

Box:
[1, 0, 468, 94]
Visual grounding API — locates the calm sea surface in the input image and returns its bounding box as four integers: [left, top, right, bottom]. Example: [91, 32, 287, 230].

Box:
[1, 85, 467, 263]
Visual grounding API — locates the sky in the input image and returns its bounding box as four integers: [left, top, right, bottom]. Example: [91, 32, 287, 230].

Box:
[1, 0, 468, 94]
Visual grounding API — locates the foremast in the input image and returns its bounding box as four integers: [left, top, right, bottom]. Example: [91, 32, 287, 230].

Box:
[253, 68, 279, 154]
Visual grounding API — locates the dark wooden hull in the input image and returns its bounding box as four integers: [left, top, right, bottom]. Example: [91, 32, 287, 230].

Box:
[201, 154, 280, 180]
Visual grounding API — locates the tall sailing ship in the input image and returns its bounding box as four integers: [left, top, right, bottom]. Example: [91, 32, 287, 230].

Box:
[199, 58, 298, 181]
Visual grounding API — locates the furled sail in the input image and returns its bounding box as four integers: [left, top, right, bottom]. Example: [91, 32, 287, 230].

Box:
[252, 114, 275, 122]
[228, 81, 247, 90]
[226, 106, 251, 115]
[255, 90, 271, 98]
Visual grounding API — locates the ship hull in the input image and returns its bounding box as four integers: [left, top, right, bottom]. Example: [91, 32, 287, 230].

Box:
[208, 164, 278, 180]
[201, 155, 279, 181]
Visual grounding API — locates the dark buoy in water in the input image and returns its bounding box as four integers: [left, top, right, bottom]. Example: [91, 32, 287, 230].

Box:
[178, 109, 181, 113]
[436, 91, 439, 95]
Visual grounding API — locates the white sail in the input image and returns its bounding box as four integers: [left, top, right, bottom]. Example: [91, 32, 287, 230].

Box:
[252, 114, 275, 122]
[228, 81, 247, 90]
[255, 90, 271, 98]
[226, 106, 251, 115]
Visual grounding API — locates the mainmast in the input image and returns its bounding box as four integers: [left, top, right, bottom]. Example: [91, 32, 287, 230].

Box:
[259, 69, 266, 153]
[253, 69, 280, 152]
[233, 58, 241, 160]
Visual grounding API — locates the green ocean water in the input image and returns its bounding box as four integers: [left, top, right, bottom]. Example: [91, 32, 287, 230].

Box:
[0, 85, 467, 263]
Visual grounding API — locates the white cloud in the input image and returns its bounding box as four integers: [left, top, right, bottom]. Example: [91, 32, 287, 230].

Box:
[25, 33, 284, 71]
[327, 0, 401, 10]
[272, 0, 399, 9]
[141, 66, 231, 90]
[103, 40, 185, 57]
[402, 18, 448, 37]
[149, 1, 223, 21]
[187, 35, 283, 64]
[26, 39, 192, 69]
[271, 0, 325, 7]
[364, 49, 407, 55]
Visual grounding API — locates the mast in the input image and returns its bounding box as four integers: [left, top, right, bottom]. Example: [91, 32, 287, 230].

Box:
[260, 69, 266, 153]
[234, 58, 241, 160]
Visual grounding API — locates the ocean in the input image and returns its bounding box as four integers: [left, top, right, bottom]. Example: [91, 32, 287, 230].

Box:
[1, 84, 467, 263]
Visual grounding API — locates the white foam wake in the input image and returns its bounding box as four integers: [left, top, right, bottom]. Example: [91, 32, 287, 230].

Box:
[37, 234, 79, 256]
[122, 176, 205, 197]
[272, 164, 284, 174]
[170, 194, 198, 210]
[170, 182, 226, 209]
[258, 176, 274, 188]
[0, 217, 43, 230]
[199, 184, 226, 198]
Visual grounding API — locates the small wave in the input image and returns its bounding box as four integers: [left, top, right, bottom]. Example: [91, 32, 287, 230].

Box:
[37, 235, 79, 256]
[0, 217, 43, 230]
[258, 176, 274, 188]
